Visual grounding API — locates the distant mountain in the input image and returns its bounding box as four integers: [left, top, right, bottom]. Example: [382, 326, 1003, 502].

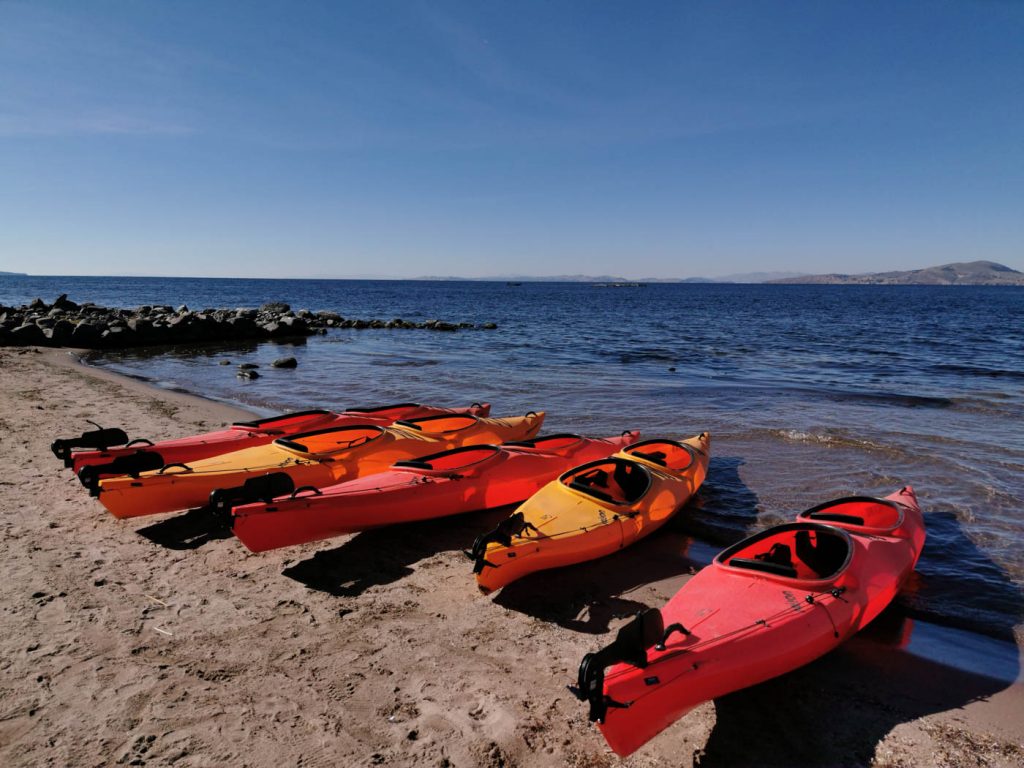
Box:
[416, 274, 630, 282]
[716, 270, 808, 283]
[0, 271, 28, 276]
[768, 261, 1024, 286]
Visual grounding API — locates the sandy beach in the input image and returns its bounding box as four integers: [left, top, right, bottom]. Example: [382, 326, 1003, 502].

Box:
[1, 346, 1022, 768]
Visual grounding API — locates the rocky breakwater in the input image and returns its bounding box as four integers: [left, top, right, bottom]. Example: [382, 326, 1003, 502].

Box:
[0, 295, 498, 349]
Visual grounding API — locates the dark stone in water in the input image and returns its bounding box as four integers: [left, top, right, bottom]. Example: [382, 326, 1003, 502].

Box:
[238, 363, 259, 370]
[272, 357, 298, 368]
[237, 369, 260, 380]
[219, 360, 232, 365]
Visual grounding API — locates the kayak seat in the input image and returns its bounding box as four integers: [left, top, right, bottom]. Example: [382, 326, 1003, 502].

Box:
[613, 462, 648, 502]
[795, 529, 849, 578]
[728, 558, 798, 578]
[755, 542, 794, 568]
[631, 450, 667, 466]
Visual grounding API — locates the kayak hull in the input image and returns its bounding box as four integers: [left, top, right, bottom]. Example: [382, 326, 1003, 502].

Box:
[69, 402, 490, 475]
[591, 487, 924, 756]
[474, 433, 710, 593]
[231, 432, 640, 552]
[97, 411, 543, 519]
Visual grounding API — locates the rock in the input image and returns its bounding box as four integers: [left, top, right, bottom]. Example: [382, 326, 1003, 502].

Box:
[46, 319, 75, 346]
[278, 316, 308, 333]
[238, 363, 259, 370]
[433, 322, 457, 332]
[28, 298, 46, 310]
[272, 357, 298, 369]
[10, 323, 46, 345]
[52, 293, 79, 311]
[482, 322, 498, 329]
[237, 370, 260, 380]
[259, 302, 290, 314]
[70, 322, 101, 347]
[219, 360, 232, 366]
[176, 304, 188, 313]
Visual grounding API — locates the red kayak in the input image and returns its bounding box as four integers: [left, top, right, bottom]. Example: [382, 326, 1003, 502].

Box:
[230, 431, 640, 552]
[65, 402, 490, 486]
[574, 487, 925, 756]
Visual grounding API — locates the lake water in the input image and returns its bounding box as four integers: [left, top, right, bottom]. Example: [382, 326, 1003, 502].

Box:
[3, 275, 1022, 643]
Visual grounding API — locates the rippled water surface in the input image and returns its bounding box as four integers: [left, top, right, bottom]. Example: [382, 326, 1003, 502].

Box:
[4, 276, 1023, 639]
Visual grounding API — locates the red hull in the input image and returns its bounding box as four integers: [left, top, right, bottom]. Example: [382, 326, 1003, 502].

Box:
[231, 432, 640, 552]
[69, 402, 490, 475]
[582, 487, 925, 756]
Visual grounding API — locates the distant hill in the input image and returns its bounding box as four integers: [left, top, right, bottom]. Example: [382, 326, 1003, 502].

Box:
[768, 261, 1024, 286]
[0, 271, 28, 276]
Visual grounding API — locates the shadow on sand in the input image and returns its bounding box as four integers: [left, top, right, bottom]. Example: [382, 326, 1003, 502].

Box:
[135, 507, 232, 550]
[281, 505, 516, 596]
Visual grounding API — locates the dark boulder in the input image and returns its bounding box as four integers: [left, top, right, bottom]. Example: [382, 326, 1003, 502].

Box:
[482, 322, 498, 329]
[238, 363, 259, 370]
[259, 302, 290, 314]
[272, 356, 298, 369]
[70, 322, 101, 348]
[52, 294, 79, 311]
[237, 369, 260, 380]
[11, 323, 46, 345]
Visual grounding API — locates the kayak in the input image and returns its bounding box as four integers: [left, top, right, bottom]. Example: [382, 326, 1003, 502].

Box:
[574, 486, 925, 756]
[65, 402, 491, 484]
[230, 430, 641, 552]
[470, 433, 710, 594]
[95, 411, 545, 519]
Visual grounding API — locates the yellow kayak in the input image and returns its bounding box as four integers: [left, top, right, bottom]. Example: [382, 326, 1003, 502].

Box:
[97, 411, 545, 518]
[470, 433, 709, 593]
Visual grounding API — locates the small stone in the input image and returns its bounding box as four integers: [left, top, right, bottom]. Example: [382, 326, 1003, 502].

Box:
[272, 357, 298, 369]
[219, 360, 232, 366]
[238, 363, 259, 370]
[668, 367, 676, 372]
[481, 322, 498, 329]
[237, 370, 260, 380]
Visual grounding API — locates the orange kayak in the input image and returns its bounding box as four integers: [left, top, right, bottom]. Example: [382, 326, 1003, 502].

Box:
[67, 402, 491, 487]
[575, 487, 925, 756]
[230, 431, 641, 552]
[96, 411, 544, 519]
[471, 433, 710, 593]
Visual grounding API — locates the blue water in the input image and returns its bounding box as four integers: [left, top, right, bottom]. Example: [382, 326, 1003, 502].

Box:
[3, 275, 1023, 642]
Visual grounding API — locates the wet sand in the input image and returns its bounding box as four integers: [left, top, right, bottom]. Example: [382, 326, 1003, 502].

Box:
[0, 346, 1021, 767]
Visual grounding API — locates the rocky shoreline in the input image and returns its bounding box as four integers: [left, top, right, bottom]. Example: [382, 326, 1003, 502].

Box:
[0, 295, 498, 349]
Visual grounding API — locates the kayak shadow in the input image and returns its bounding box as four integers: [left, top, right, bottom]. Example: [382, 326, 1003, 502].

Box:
[135, 507, 232, 550]
[493, 456, 761, 634]
[692, 511, 1023, 768]
[281, 506, 517, 597]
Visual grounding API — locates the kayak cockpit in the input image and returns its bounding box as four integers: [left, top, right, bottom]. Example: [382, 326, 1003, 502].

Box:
[396, 414, 478, 435]
[716, 522, 852, 581]
[393, 444, 502, 473]
[622, 439, 696, 472]
[796, 495, 906, 534]
[273, 425, 386, 456]
[561, 458, 651, 505]
[504, 433, 585, 452]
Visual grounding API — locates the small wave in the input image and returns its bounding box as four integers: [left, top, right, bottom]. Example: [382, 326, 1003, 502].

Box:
[820, 389, 955, 408]
[931, 364, 1024, 381]
[370, 359, 441, 368]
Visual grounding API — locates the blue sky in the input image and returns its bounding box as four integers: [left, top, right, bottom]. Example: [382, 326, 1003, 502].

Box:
[1, 1, 1022, 279]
